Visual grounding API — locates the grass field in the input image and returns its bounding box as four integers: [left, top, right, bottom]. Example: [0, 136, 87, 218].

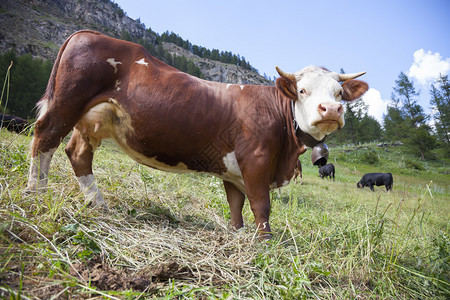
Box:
[0, 129, 449, 299]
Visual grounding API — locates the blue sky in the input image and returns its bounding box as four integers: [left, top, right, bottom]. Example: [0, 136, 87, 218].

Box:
[113, 0, 450, 124]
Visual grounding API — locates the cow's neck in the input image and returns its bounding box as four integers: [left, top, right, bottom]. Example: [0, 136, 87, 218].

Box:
[291, 100, 326, 148]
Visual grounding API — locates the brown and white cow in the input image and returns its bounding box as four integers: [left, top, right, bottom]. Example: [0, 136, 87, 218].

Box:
[26, 30, 368, 236]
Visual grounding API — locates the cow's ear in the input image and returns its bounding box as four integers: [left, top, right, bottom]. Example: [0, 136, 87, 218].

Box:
[276, 77, 298, 100]
[341, 80, 369, 101]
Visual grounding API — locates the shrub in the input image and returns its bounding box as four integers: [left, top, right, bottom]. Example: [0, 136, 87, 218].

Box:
[361, 150, 379, 165]
[404, 158, 424, 170]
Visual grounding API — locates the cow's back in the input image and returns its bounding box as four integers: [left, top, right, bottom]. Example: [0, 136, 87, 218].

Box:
[47, 31, 295, 180]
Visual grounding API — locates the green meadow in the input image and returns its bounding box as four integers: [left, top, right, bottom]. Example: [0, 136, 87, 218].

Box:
[0, 130, 448, 299]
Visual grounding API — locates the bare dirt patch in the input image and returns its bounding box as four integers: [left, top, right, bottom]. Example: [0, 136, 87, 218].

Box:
[69, 257, 192, 291]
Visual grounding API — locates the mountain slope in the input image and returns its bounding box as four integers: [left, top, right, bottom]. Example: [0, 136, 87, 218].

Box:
[0, 0, 271, 85]
[162, 42, 271, 85]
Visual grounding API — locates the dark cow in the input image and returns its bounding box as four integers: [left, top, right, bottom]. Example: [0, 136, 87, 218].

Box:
[319, 163, 335, 181]
[357, 173, 393, 191]
[0, 112, 29, 134]
[26, 30, 368, 236]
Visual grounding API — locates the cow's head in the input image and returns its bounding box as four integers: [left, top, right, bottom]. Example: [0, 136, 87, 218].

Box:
[276, 66, 368, 141]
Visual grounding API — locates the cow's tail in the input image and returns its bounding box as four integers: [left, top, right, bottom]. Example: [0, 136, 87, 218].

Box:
[36, 30, 101, 120]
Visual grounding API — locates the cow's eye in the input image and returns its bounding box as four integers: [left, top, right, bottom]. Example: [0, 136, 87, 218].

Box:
[299, 89, 306, 94]
[338, 90, 343, 97]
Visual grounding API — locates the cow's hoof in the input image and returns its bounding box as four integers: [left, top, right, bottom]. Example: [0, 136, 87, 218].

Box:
[258, 232, 273, 241]
[22, 187, 47, 195]
[22, 188, 35, 194]
[88, 200, 110, 212]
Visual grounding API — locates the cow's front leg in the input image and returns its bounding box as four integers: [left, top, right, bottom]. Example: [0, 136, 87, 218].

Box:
[26, 146, 57, 193]
[247, 188, 271, 238]
[241, 154, 272, 238]
[26, 108, 74, 192]
[223, 180, 245, 230]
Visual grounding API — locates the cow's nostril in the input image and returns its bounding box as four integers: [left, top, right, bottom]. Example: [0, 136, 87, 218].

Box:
[337, 104, 343, 115]
[318, 104, 327, 113]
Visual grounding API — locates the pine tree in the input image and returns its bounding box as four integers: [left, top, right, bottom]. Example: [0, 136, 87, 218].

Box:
[430, 75, 450, 145]
[0, 51, 52, 118]
[393, 72, 426, 125]
[230, 55, 238, 65]
[386, 72, 435, 159]
[359, 115, 382, 143]
[383, 99, 408, 142]
[192, 45, 201, 56]
[342, 101, 359, 143]
[119, 31, 132, 42]
[164, 52, 173, 66]
[210, 49, 220, 61]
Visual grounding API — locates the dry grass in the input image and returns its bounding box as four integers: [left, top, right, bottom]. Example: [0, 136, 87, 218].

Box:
[1, 130, 449, 299]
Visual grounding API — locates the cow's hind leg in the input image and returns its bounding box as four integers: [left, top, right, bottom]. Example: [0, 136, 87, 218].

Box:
[223, 181, 245, 230]
[65, 129, 107, 210]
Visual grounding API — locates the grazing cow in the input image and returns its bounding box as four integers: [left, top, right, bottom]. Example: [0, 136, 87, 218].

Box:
[0, 112, 29, 134]
[357, 173, 393, 191]
[319, 163, 335, 181]
[26, 30, 368, 236]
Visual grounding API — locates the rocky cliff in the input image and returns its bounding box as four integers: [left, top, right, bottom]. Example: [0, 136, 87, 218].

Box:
[0, 0, 155, 60]
[162, 43, 271, 85]
[0, 0, 272, 85]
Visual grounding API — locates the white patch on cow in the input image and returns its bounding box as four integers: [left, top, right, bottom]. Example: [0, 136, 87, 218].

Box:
[75, 98, 134, 149]
[106, 58, 122, 74]
[26, 147, 57, 192]
[76, 174, 107, 209]
[221, 151, 245, 192]
[240, 85, 245, 90]
[135, 58, 148, 67]
[119, 144, 191, 174]
[115, 80, 121, 91]
[223, 152, 242, 177]
[269, 179, 291, 190]
[36, 99, 49, 121]
[226, 84, 232, 90]
[109, 98, 119, 105]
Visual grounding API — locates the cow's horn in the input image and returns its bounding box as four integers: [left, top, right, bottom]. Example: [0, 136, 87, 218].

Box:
[276, 66, 296, 81]
[338, 71, 366, 81]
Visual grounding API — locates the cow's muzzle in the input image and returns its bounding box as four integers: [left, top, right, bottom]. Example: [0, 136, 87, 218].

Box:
[313, 103, 344, 132]
[318, 103, 343, 120]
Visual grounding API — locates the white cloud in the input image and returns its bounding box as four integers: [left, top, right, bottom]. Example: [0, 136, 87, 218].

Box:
[361, 88, 390, 124]
[408, 49, 450, 85]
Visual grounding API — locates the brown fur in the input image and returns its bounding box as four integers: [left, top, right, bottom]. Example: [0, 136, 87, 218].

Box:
[342, 80, 369, 101]
[276, 77, 298, 100]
